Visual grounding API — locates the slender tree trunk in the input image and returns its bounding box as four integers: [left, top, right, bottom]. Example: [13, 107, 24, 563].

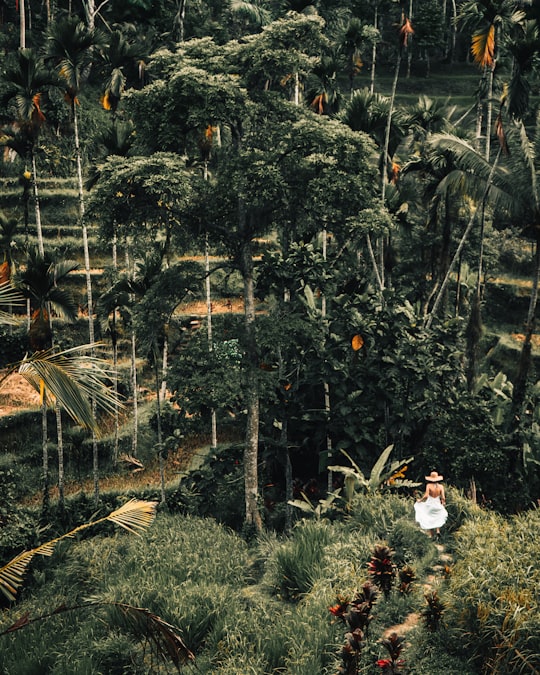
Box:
[380, 28, 407, 289]
[466, 200, 487, 390]
[19, 0, 26, 49]
[73, 107, 94, 345]
[41, 396, 49, 515]
[111, 225, 120, 463]
[174, 0, 187, 42]
[203, 161, 218, 449]
[449, 0, 457, 63]
[111, 310, 119, 464]
[370, 6, 378, 95]
[154, 348, 166, 504]
[73, 100, 100, 505]
[206, 233, 218, 449]
[160, 326, 169, 402]
[475, 69, 487, 153]
[406, 0, 414, 79]
[131, 329, 138, 457]
[321, 228, 333, 492]
[240, 229, 262, 532]
[31, 153, 45, 256]
[55, 402, 65, 507]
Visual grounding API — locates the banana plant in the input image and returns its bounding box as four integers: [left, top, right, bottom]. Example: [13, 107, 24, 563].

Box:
[329, 444, 420, 504]
[288, 489, 342, 520]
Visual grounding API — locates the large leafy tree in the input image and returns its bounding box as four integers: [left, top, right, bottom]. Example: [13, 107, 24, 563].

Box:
[122, 12, 382, 530]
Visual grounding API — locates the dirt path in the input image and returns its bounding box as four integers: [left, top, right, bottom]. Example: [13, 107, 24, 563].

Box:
[383, 541, 453, 639]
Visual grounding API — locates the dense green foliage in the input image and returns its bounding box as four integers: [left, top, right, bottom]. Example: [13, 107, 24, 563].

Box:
[1, 0, 540, 670]
[2, 490, 537, 673]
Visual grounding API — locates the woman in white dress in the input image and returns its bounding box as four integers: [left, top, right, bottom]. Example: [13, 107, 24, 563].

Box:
[414, 470, 448, 539]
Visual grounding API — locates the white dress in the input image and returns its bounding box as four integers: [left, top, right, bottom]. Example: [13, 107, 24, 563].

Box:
[414, 495, 448, 531]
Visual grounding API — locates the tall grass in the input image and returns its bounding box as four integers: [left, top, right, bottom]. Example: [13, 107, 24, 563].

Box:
[2, 492, 532, 673]
[442, 509, 540, 673]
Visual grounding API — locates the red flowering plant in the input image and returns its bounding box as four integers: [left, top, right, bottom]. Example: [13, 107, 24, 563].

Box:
[397, 565, 416, 595]
[367, 544, 396, 598]
[377, 632, 406, 674]
[422, 589, 445, 631]
[329, 583, 379, 675]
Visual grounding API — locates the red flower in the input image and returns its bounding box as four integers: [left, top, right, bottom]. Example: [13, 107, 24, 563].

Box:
[376, 658, 392, 668]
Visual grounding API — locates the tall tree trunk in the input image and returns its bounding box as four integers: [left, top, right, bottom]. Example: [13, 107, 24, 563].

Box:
[380, 20, 408, 289]
[73, 100, 100, 506]
[321, 227, 333, 492]
[55, 402, 65, 508]
[41, 396, 49, 515]
[111, 309, 119, 464]
[19, 0, 26, 49]
[240, 229, 262, 532]
[206, 232, 218, 449]
[154, 347, 166, 504]
[31, 153, 45, 256]
[131, 329, 138, 457]
[203, 161, 218, 449]
[370, 6, 378, 95]
[174, 0, 187, 42]
[466, 200, 487, 390]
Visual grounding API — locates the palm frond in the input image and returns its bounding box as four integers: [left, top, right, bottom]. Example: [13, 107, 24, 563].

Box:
[105, 499, 158, 535]
[18, 344, 122, 430]
[109, 603, 195, 669]
[0, 282, 24, 326]
[0, 500, 157, 602]
[1, 600, 194, 669]
[471, 25, 495, 67]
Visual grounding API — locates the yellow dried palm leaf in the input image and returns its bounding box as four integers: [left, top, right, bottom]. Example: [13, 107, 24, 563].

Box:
[471, 25, 495, 68]
[0, 500, 157, 602]
[106, 499, 158, 535]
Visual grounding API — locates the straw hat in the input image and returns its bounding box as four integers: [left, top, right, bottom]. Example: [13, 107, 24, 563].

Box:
[425, 471, 443, 482]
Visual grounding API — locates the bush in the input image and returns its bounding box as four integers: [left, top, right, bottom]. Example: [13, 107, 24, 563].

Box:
[262, 519, 335, 601]
[388, 517, 434, 567]
[345, 491, 412, 538]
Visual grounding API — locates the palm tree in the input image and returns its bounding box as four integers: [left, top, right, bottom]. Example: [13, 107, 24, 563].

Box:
[229, 0, 273, 35]
[305, 50, 343, 115]
[341, 18, 364, 97]
[14, 249, 79, 511]
[489, 115, 540, 414]
[44, 17, 100, 342]
[422, 133, 503, 331]
[459, 0, 526, 158]
[0, 284, 120, 437]
[45, 16, 103, 504]
[96, 28, 148, 117]
[1, 49, 58, 256]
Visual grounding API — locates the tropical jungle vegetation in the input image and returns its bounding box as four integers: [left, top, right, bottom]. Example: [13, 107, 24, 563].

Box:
[0, 0, 539, 672]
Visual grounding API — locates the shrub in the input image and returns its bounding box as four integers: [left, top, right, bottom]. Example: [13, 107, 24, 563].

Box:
[263, 519, 335, 600]
[388, 518, 433, 567]
[345, 492, 412, 538]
